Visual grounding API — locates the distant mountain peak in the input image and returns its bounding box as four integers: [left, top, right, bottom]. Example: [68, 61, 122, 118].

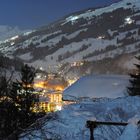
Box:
[0, 0, 140, 77]
[0, 25, 27, 41]
[62, 0, 140, 25]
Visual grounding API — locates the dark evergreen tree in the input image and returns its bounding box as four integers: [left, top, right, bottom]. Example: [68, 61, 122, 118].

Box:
[127, 56, 140, 96]
[0, 73, 19, 138]
[20, 64, 36, 113]
[10, 64, 38, 128]
[0, 65, 44, 139]
[0, 100, 19, 138]
[138, 28, 140, 35]
[0, 76, 8, 98]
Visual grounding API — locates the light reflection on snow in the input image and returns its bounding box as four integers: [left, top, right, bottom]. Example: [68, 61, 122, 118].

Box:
[56, 105, 62, 111]
[70, 16, 79, 21]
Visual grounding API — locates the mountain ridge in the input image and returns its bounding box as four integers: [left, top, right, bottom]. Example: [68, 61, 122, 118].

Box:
[0, 0, 140, 78]
[0, 25, 28, 42]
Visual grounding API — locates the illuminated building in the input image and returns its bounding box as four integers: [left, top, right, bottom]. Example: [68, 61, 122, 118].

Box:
[125, 17, 134, 25]
[33, 91, 63, 112]
[32, 72, 67, 112]
[71, 61, 84, 67]
[97, 35, 105, 39]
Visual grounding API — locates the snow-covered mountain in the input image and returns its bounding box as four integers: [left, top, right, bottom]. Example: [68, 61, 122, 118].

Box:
[0, 25, 26, 42]
[0, 0, 140, 77]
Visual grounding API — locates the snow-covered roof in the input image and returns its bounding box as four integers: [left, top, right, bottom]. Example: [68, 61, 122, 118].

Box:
[63, 74, 130, 100]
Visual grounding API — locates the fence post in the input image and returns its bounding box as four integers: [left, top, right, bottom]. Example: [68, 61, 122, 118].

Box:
[86, 121, 96, 140]
[89, 125, 94, 140]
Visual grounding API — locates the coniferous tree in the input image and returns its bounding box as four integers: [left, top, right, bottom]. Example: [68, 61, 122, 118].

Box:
[0, 76, 8, 98]
[10, 64, 38, 127]
[0, 65, 43, 139]
[0, 73, 19, 138]
[0, 100, 19, 138]
[20, 64, 36, 113]
[127, 56, 140, 96]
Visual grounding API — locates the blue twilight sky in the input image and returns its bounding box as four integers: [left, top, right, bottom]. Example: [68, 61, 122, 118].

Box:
[0, 0, 121, 29]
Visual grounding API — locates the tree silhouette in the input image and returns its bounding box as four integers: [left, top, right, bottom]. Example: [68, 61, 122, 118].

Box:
[127, 56, 140, 96]
[10, 64, 38, 128]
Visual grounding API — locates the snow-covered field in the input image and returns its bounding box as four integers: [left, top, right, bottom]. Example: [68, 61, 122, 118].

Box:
[20, 74, 140, 140]
[20, 96, 140, 140]
[63, 74, 130, 100]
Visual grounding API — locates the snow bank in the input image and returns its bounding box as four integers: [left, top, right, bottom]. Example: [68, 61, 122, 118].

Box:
[63, 75, 129, 101]
[118, 124, 138, 140]
[118, 115, 140, 140]
[20, 96, 140, 140]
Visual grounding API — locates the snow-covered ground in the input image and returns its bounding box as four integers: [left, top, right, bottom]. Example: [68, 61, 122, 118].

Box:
[20, 96, 140, 140]
[63, 74, 130, 101]
[20, 74, 140, 140]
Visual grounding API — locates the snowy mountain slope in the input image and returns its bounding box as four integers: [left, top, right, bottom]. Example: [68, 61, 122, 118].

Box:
[0, 25, 26, 42]
[20, 96, 140, 140]
[63, 74, 129, 101]
[62, 0, 140, 25]
[0, 0, 140, 76]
